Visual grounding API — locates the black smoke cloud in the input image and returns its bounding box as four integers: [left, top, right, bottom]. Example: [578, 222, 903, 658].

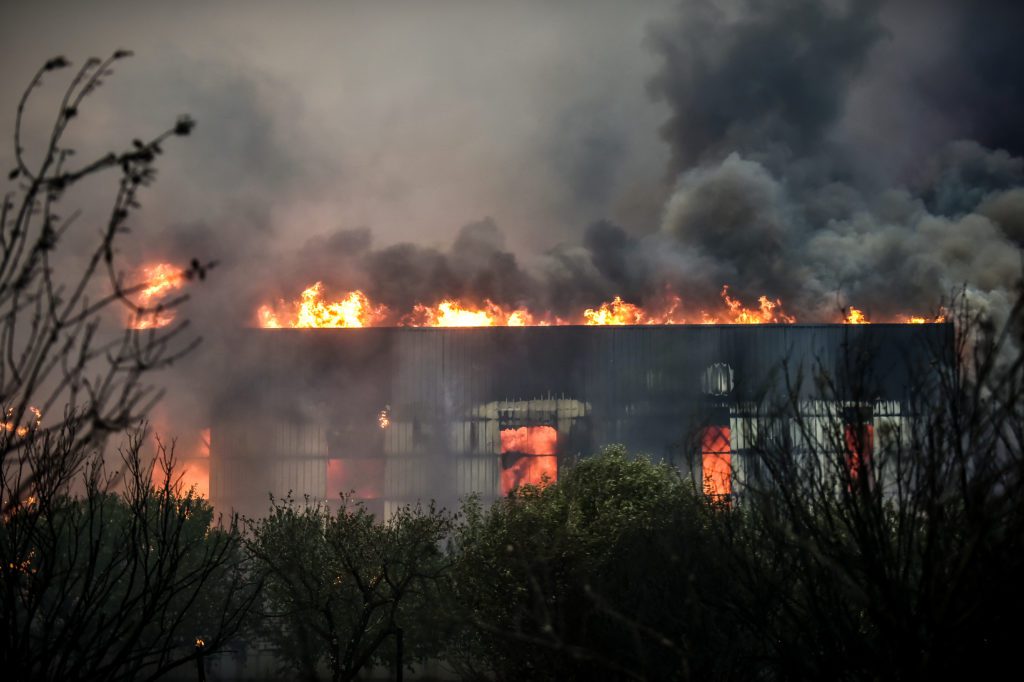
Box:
[916, 141, 1024, 218]
[912, 0, 1024, 160]
[26, 0, 1019, 423]
[632, 0, 1023, 322]
[647, 0, 884, 176]
[224, 0, 1022, 329]
[257, 220, 543, 315]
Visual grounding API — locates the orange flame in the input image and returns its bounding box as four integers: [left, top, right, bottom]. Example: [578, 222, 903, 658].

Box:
[500, 426, 558, 495]
[148, 422, 210, 498]
[258, 283, 388, 328]
[403, 299, 534, 327]
[701, 425, 732, 499]
[845, 306, 869, 324]
[843, 306, 946, 324]
[905, 308, 947, 324]
[583, 296, 680, 325]
[130, 263, 186, 329]
[256, 283, 802, 327]
[500, 425, 558, 455]
[702, 286, 795, 324]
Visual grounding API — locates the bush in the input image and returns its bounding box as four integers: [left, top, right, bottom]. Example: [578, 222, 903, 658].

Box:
[247, 495, 454, 682]
[448, 447, 748, 681]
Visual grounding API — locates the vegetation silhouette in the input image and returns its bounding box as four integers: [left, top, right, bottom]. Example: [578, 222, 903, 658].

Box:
[0, 53, 242, 681]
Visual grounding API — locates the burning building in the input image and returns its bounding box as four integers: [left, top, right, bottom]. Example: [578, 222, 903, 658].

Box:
[206, 323, 950, 518]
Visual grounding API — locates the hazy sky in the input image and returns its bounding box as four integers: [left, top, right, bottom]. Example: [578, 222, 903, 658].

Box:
[1, 0, 672, 253]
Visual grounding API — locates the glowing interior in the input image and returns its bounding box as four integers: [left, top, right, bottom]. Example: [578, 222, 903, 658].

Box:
[500, 425, 558, 495]
[701, 425, 732, 498]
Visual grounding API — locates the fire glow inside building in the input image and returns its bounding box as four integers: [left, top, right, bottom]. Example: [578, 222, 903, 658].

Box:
[206, 323, 950, 517]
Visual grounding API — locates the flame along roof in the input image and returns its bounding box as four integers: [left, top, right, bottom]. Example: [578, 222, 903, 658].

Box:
[251, 321, 949, 329]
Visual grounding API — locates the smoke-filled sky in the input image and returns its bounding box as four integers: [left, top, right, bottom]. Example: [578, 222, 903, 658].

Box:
[3, 0, 1023, 332]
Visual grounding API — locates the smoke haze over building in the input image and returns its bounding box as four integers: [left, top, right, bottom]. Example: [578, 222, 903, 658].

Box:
[2, 0, 1022, 428]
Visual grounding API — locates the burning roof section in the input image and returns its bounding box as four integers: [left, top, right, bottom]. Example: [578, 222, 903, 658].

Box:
[122, 262, 948, 331]
[252, 281, 944, 329]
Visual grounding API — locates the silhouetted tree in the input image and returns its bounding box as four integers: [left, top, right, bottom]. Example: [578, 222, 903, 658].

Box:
[447, 447, 747, 681]
[0, 52, 209, 508]
[2, 432, 258, 680]
[726, 295, 1024, 680]
[0, 53, 242, 681]
[248, 496, 454, 682]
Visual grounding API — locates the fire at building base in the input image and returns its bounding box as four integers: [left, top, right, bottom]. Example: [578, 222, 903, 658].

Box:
[193, 323, 952, 518]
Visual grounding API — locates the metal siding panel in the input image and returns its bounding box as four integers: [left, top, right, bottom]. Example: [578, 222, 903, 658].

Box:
[210, 324, 952, 514]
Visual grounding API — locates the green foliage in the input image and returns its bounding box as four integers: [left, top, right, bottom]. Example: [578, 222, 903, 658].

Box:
[247, 495, 454, 682]
[448, 446, 746, 681]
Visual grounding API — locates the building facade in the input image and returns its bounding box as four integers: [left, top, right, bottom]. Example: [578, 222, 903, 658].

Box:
[209, 324, 952, 517]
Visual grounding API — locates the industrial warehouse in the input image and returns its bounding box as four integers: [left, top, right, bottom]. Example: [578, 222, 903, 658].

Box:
[206, 323, 952, 518]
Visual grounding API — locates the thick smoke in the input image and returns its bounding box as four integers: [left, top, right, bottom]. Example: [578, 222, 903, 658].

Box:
[216, 0, 1022, 329]
[139, 0, 1024, 518]
[632, 0, 1024, 323]
[910, 0, 1024, 161]
[646, 0, 885, 176]
[4, 0, 1021, 326]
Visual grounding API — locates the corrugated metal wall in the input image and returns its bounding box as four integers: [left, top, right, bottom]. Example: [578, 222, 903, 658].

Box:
[211, 418, 327, 514]
[209, 324, 952, 516]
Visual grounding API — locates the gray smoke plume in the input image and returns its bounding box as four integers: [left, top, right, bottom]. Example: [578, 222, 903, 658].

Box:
[207, 0, 1022, 329]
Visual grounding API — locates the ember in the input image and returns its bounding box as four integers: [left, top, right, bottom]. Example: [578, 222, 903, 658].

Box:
[1, 406, 42, 438]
